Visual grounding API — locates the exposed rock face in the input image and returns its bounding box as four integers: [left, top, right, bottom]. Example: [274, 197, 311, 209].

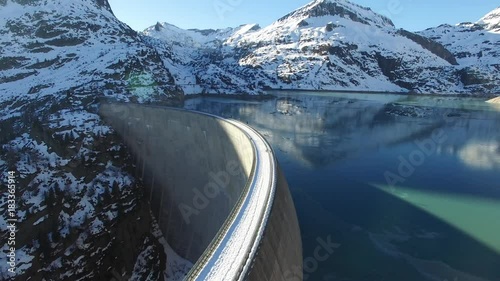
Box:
[0, 0, 181, 280]
[396, 29, 458, 65]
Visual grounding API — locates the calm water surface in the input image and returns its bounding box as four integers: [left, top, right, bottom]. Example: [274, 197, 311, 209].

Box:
[185, 91, 500, 281]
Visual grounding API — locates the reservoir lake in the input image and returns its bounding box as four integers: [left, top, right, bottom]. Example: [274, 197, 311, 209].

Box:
[184, 91, 500, 281]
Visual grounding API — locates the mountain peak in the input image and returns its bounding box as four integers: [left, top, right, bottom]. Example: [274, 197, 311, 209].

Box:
[0, 0, 114, 14]
[278, 0, 394, 28]
[477, 7, 500, 32]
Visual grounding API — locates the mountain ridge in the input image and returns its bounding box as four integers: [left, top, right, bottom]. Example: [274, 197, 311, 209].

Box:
[277, 0, 395, 28]
[145, 0, 500, 95]
[418, 7, 500, 92]
[477, 6, 500, 32]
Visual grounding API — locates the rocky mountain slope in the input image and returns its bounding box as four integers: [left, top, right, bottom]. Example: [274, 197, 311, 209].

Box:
[0, 0, 185, 280]
[145, 0, 500, 95]
[418, 7, 500, 94]
[0, 0, 182, 104]
[142, 22, 264, 95]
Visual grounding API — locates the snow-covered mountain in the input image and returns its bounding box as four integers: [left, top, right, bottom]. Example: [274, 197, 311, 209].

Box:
[478, 7, 500, 32]
[0, 0, 182, 108]
[0, 0, 183, 280]
[418, 7, 500, 93]
[145, 0, 500, 95]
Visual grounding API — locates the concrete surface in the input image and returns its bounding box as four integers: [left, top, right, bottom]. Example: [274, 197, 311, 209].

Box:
[99, 102, 302, 280]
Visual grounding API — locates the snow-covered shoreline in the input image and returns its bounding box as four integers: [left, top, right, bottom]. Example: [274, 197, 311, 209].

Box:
[487, 96, 500, 104]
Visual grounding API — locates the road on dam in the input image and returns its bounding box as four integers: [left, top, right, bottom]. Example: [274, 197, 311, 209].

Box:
[99, 102, 303, 281]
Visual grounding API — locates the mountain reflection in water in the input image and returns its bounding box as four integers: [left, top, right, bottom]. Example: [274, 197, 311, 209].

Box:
[185, 91, 500, 281]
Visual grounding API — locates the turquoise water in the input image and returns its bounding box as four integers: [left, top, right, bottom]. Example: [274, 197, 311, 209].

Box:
[185, 92, 500, 281]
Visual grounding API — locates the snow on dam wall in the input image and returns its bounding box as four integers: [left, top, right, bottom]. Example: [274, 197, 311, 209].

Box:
[99, 102, 302, 281]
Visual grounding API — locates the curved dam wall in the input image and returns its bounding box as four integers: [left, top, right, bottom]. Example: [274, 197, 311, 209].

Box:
[245, 165, 303, 281]
[99, 102, 302, 280]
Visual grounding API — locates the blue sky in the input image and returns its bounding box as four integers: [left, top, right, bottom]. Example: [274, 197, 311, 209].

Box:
[108, 0, 499, 32]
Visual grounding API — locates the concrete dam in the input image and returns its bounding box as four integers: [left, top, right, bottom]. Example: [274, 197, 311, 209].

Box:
[99, 102, 303, 280]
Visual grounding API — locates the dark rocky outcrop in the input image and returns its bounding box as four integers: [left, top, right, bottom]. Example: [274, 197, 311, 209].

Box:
[397, 29, 458, 65]
[155, 22, 163, 32]
[375, 53, 401, 81]
[458, 67, 491, 86]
